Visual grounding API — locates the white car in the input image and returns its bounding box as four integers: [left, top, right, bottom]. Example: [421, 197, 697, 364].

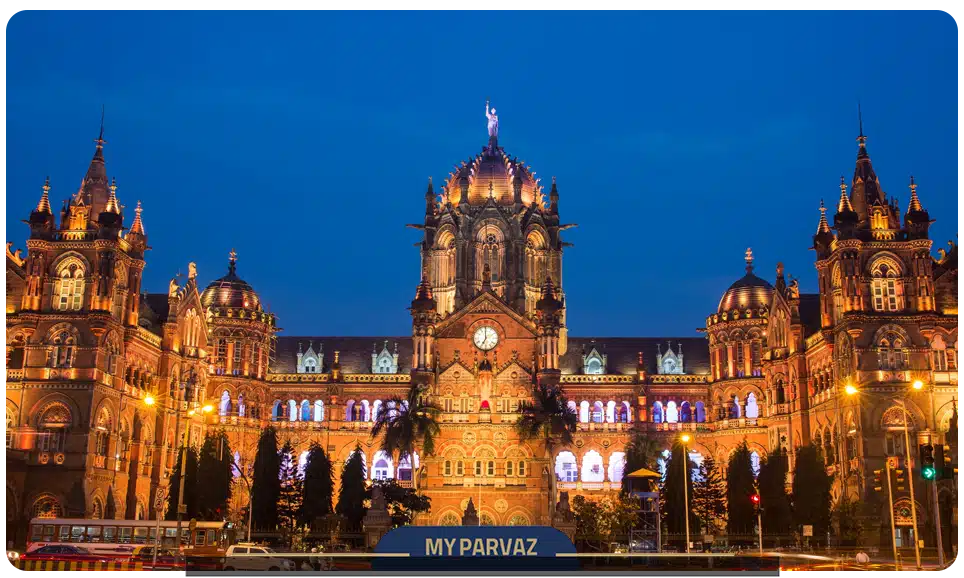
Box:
[223, 544, 295, 571]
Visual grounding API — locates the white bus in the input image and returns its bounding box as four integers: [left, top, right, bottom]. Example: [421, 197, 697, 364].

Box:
[27, 518, 235, 557]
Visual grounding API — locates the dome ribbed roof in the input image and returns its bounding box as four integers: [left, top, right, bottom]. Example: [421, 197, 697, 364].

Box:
[200, 252, 262, 312]
[444, 140, 543, 207]
[717, 249, 773, 315]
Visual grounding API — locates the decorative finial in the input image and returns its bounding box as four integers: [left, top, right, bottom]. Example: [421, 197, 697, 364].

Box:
[837, 176, 854, 213]
[907, 175, 923, 213]
[104, 178, 120, 213]
[816, 199, 831, 234]
[857, 100, 864, 138]
[96, 105, 106, 147]
[228, 248, 238, 274]
[128, 200, 145, 236]
[745, 247, 754, 273]
[36, 176, 52, 214]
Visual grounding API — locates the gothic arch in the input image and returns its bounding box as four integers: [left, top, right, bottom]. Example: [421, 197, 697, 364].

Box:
[49, 251, 92, 276]
[866, 252, 906, 277]
[30, 394, 80, 429]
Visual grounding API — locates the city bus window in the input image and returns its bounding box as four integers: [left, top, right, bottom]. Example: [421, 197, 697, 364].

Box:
[134, 527, 148, 544]
[120, 527, 132, 544]
[87, 526, 102, 543]
[194, 531, 204, 545]
[42, 525, 55, 540]
[180, 529, 190, 546]
[206, 529, 216, 545]
[71, 526, 85, 542]
[58, 526, 70, 542]
[149, 528, 157, 544]
[104, 527, 116, 543]
[30, 525, 42, 541]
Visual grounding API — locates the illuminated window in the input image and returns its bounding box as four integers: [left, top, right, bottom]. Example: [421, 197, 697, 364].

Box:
[518, 461, 525, 477]
[487, 461, 495, 477]
[871, 262, 901, 312]
[444, 460, 452, 476]
[49, 330, 76, 368]
[475, 460, 482, 477]
[506, 461, 514, 476]
[456, 461, 464, 476]
[877, 332, 909, 370]
[932, 335, 948, 371]
[54, 261, 85, 311]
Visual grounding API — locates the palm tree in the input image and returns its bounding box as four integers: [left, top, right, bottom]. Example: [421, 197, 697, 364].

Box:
[370, 383, 441, 490]
[622, 428, 663, 493]
[516, 382, 578, 519]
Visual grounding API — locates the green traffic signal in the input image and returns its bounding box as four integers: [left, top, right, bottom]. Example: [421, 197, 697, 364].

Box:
[922, 465, 936, 480]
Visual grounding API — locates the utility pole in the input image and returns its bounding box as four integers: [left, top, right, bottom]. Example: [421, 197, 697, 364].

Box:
[931, 478, 944, 568]
[884, 460, 899, 570]
[898, 399, 922, 569]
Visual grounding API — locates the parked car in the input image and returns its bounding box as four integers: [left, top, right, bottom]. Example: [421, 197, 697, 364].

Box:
[20, 545, 110, 563]
[222, 543, 295, 571]
[129, 545, 185, 570]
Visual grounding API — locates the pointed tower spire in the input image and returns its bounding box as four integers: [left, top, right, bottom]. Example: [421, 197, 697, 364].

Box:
[83, 108, 111, 219]
[816, 199, 831, 234]
[104, 178, 120, 214]
[907, 175, 924, 212]
[849, 106, 885, 224]
[228, 248, 238, 276]
[549, 176, 559, 213]
[837, 176, 854, 213]
[744, 247, 754, 274]
[425, 176, 435, 215]
[129, 201, 145, 235]
[411, 276, 436, 312]
[36, 177, 52, 214]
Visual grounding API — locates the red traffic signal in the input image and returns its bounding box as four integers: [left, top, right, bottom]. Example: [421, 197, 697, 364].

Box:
[750, 494, 761, 505]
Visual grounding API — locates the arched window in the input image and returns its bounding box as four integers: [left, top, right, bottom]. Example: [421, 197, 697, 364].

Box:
[313, 400, 324, 422]
[932, 335, 948, 371]
[616, 402, 631, 423]
[54, 259, 86, 311]
[591, 401, 604, 423]
[680, 401, 692, 423]
[49, 329, 77, 368]
[665, 401, 679, 423]
[37, 402, 71, 453]
[287, 400, 297, 422]
[476, 226, 504, 284]
[695, 401, 706, 423]
[271, 400, 282, 421]
[505, 461, 514, 476]
[8, 334, 26, 369]
[581, 450, 604, 482]
[555, 451, 578, 482]
[372, 451, 393, 480]
[94, 407, 111, 458]
[745, 393, 759, 419]
[518, 460, 526, 477]
[303, 357, 317, 373]
[877, 330, 909, 370]
[579, 401, 590, 423]
[608, 452, 626, 484]
[586, 358, 603, 375]
[652, 401, 664, 424]
[371, 400, 382, 422]
[831, 264, 843, 322]
[31, 494, 63, 519]
[398, 454, 418, 481]
[508, 514, 530, 526]
[438, 512, 461, 526]
[104, 337, 121, 376]
[750, 341, 762, 376]
[729, 396, 741, 419]
[871, 260, 902, 312]
[237, 393, 245, 417]
[219, 391, 231, 416]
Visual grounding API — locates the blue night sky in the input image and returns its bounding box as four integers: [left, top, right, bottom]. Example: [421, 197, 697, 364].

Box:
[6, 11, 958, 338]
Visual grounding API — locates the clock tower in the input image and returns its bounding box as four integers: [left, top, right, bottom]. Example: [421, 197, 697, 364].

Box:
[410, 104, 568, 526]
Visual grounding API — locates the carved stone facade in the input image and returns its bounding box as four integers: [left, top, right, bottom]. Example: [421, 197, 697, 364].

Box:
[6, 114, 956, 547]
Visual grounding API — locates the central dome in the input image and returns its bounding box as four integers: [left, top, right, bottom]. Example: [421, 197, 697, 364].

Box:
[717, 250, 773, 315]
[443, 140, 544, 207]
[201, 252, 263, 312]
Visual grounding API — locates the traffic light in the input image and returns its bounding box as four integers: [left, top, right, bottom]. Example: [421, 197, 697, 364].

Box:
[895, 468, 906, 491]
[750, 493, 761, 512]
[920, 444, 936, 480]
[939, 444, 956, 480]
[872, 469, 884, 492]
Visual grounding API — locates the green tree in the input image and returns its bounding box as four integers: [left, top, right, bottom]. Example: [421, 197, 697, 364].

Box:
[299, 443, 334, 528]
[621, 429, 662, 494]
[516, 382, 578, 516]
[661, 442, 699, 538]
[758, 448, 792, 539]
[833, 495, 862, 546]
[791, 443, 833, 543]
[336, 446, 368, 527]
[277, 439, 303, 535]
[726, 441, 757, 537]
[692, 454, 727, 535]
[370, 479, 432, 527]
[370, 383, 442, 489]
[571, 495, 604, 549]
[165, 446, 199, 521]
[196, 431, 233, 520]
[251, 426, 280, 531]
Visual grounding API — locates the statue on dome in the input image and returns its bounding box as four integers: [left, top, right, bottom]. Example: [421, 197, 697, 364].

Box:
[485, 99, 498, 138]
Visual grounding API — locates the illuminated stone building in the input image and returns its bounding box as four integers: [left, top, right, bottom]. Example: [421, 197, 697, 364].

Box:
[6, 110, 956, 546]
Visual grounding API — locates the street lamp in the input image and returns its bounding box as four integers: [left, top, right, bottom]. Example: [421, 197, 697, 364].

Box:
[680, 434, 691, 554]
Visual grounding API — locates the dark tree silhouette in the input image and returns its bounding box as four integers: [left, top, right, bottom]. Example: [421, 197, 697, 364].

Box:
[758, 448, 792, 539]
[622, 429, 662, 494]
[726, 441, 756, 537]
[299, 443, 334, 528]
[791, 443, 833, 543]
[196, 431, 233, 520]
[661, 441, 699, 537]
[336, 446, 368, 527]
[165, 446, 199, 521]
[277, 439, 303, 534]
[251, 426, 280, 531]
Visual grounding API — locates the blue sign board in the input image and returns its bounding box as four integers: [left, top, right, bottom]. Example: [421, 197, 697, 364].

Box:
[373, 525, 579, 572]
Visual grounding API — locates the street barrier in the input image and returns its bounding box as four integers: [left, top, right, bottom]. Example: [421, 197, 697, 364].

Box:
[11, 559, 145, 571]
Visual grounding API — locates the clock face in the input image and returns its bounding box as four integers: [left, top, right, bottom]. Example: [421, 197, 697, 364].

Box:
[473, 326, 499, 351]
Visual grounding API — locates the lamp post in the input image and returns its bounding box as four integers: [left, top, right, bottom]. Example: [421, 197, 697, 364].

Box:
[680, 434, 692, 554]
[898, 395, 922, 570]
[175, 403, 213, 553]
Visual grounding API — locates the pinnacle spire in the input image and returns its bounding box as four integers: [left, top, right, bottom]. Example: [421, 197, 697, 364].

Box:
[837, 176, 854, 213]
[104, 178, 120, 214]
[129, 201, 145, 235]
[816, 199, 831, 234]
[228, 248, 238, 275]
[744, 247, 754, 274]
[36, 177, 52, 214]
[907, 175, 924, 213]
